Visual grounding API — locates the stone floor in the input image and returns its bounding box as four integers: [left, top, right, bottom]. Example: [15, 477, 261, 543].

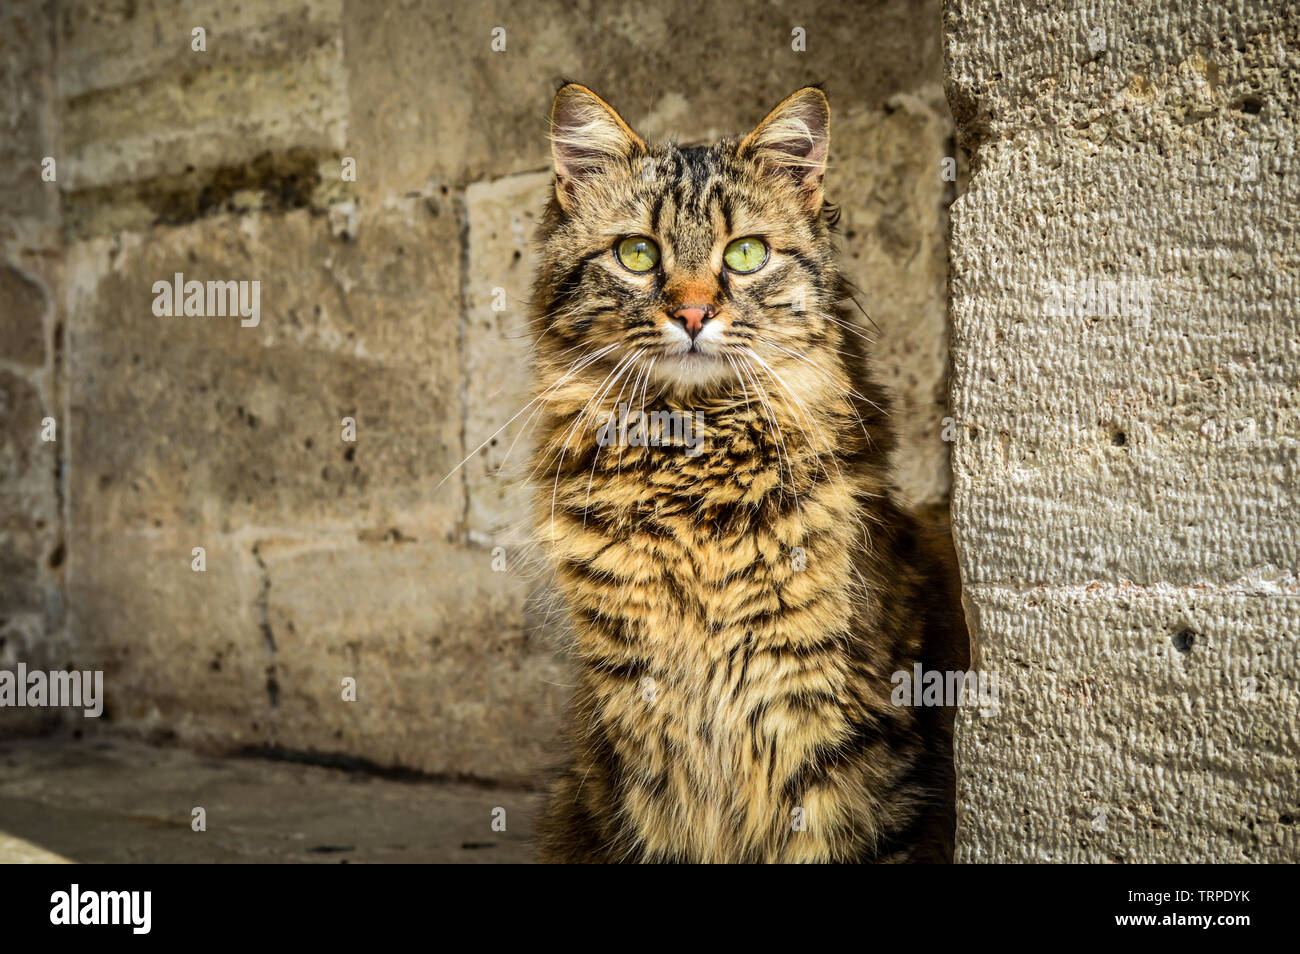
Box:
[0, 736, 539, 863]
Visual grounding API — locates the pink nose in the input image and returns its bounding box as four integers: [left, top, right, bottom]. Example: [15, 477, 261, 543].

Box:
[671, 303, 716, 339]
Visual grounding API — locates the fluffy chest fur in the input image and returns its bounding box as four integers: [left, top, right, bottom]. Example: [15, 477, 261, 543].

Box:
[532, 385, 943, 863]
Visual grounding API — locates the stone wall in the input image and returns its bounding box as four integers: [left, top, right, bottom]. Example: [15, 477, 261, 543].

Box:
[0, 0, 64, 737]
[1, 0, 956, 785]
[945, 0, 1299, 860]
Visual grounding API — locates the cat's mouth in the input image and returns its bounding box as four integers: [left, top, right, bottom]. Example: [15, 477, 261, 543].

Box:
[669, 344, 720, 366]
[651, 342, 737, 391]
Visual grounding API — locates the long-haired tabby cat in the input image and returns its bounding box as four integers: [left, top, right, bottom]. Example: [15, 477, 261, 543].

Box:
[527, 82, 969, 863]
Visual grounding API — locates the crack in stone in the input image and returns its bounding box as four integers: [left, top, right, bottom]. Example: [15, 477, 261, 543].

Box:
[454, 188, 473, 538]
[250, 542, 280, 709]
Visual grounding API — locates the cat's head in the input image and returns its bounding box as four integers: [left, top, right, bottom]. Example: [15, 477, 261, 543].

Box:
[534, 83, 842, 395]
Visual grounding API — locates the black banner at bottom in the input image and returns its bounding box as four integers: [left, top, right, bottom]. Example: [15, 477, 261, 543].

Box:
[0, 862, 1277, 941]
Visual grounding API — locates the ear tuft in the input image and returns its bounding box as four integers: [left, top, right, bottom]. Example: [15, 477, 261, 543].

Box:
[739, 87, 830, 212]
[550, 84, 646, 211]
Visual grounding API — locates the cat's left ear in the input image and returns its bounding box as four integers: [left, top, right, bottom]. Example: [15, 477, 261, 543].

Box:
[739, 87, 830, 212]
[550, 83, 647, 212]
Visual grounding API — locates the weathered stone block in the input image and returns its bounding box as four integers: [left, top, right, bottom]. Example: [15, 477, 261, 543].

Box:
[0, 0, 59, 235]
[955, 582, 1300, 862]
[66, 528, 272, 745]
[0, 265, 49, 367]
[834, 90, 954, 509]
[60, 0, 349, 237]
[944, 0, 1299, 153]
[463, 171, 551, 543]
[66, 201, 464, 536]
[260, 538, 566, 782]
[0, 611, 67, 738]
[948, 126, 1298, 588]
[0, 370, 58, 615]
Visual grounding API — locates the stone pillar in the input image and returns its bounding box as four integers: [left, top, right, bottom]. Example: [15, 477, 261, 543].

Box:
[944, 0, 1299, 861]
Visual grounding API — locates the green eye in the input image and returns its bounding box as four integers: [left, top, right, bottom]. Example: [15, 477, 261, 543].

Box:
[616, 236, 660, 272]
[723, 237, 768, 273]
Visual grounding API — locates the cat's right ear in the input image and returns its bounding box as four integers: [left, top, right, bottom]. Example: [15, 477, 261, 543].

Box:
[550, 84, 646, 212]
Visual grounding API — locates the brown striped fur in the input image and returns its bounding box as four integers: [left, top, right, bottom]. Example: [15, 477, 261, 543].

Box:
[528, 84, 968, 863]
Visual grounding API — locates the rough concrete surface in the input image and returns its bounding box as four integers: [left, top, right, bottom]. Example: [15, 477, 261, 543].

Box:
[0, 737, 538, 863]
[945, 0, 1299, 860]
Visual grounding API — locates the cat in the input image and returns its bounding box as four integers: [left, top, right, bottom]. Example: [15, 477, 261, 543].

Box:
[527, 82, 969, 863]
